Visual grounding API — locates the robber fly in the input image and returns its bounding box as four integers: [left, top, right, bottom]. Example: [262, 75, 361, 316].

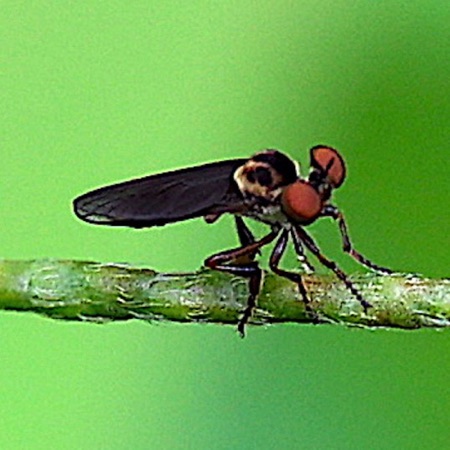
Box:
[73, 145, 392, 335]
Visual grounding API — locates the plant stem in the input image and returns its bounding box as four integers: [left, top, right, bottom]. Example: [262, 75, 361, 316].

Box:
[0, 259, 448, 330]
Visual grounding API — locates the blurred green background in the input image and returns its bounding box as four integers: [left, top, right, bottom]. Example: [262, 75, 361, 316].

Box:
[1, 1, 449, 449]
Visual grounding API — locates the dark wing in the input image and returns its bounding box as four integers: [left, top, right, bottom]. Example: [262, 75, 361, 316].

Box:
[73, 159, 247, 228]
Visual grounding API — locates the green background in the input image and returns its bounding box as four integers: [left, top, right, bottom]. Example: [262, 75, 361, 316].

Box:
[2, 1, 449, 449]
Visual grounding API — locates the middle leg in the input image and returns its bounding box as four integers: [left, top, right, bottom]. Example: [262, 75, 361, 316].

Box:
[293, 225, 372, 311]
[269, 229, 318, 320]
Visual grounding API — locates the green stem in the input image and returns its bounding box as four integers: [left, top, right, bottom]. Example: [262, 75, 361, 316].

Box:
[0, 259, 449, 330]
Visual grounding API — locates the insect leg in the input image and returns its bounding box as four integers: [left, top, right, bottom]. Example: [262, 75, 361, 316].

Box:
[206, 229, 278, 267]
[234, 216, 264, 265]
[205, 229, 279, 336]
[269, 229, 318, 320]
[321, 205, 393, 274]
[235, 216, 255, 246]
[290, 228, 315, 274]
[293, 225, 372, 311]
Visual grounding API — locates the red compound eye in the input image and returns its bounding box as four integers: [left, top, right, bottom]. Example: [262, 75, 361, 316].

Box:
[310, 146, 346, 188]
[281, 181, 322, 224]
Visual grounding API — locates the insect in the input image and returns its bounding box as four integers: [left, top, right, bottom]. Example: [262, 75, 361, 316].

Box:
[73, 145, 392, 335]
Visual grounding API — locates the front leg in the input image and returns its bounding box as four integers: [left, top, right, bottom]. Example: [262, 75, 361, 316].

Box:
[205, 230, 279, 336]
[321, 205, 393, 274]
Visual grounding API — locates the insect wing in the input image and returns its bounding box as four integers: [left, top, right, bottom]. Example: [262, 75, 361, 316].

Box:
[73, 159, 247, 227]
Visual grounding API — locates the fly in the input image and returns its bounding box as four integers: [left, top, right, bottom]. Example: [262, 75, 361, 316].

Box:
[73, 145, 393, 336]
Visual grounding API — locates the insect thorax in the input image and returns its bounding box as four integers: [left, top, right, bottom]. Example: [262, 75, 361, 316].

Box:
[242, 197, 290, 227]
